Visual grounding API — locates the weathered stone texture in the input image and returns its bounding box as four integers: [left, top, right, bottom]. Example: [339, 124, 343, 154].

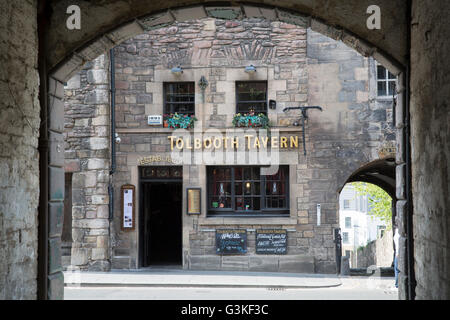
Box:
[0, 0, 40, 300]
[410, 0, 450, 300]
[64, 54, 111, 271]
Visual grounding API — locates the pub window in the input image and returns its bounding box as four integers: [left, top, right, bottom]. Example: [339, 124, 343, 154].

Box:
[163, 82, 195, 115]
[376, 64, 396, 97]
[236, 81, 268, 115]
[207, 166, 289, 216]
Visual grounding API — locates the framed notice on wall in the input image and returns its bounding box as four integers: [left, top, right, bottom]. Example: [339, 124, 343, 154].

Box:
[121, 184, 135, 231]
[186, 188, 201, 215]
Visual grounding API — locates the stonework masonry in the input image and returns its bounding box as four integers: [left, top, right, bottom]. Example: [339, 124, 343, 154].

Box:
[0, 0, 40, 299]
[64, 55, 111, 271]
[63, 18, 395, 274]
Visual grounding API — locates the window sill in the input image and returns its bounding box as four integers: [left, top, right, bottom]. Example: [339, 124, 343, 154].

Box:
[116, 126, 304, 134]
[198, 216, 297, 226]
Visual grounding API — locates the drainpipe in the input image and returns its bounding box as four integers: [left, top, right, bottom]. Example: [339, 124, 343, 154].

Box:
[37, 0, 50, 300]
[405, 0, 416, 300]
[109, 48, 116, 221]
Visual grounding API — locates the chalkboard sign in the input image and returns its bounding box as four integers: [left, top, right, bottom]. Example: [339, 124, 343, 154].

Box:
[256, 229, 287, 254]
[215, 229, 247, 255]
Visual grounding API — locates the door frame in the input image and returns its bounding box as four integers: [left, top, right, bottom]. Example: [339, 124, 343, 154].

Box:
[138, 176, 183, 268]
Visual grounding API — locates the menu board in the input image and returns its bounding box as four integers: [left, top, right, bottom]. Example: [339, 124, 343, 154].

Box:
[187, 188, 201, 215]
[215, 229, 247, 255]
[256, 229, 287, 254]
[121, 184, 135, 230]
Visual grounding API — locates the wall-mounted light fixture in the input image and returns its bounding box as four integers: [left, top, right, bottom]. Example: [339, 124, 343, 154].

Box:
[198, 76, 209, 103]
[198, 76, 208, 90]
[244, 65, 256, 74]
[171, 66, 183, 75]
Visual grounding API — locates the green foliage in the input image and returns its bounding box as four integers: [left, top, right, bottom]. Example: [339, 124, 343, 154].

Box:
[232, 111, 270, 129]
[351, 182, 393, 229]
[164, 113, 197, 129]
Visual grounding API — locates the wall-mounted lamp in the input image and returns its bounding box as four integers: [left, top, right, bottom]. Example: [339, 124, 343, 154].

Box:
[244, 65, 257, 74]
[269, 99, 276, 110]
[171, 66, 183, 75]
[198, 76, 209, 90]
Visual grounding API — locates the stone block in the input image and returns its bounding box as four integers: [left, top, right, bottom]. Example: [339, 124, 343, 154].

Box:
[49, 77, 65, 99]
[49, 131, 64, 167]
[47, 272, 64, 300]
[221, 255, 249, 270]
[89, 137, 109, 150]
[396, 164, 406, 200]
[87, 69, 108, 85]
[48, 237, 62, 274]
[49, 167, 64, 201]
[278, 255, 314, 273]
[49, 202, 64, 238]
[49, 95, 65, 132]
[92, 248, 108, 260]
[189, 255, 221, 270]
[249, 256, 279, 272]
[65, 74, 81, 90]
[107, 21, 143, 44]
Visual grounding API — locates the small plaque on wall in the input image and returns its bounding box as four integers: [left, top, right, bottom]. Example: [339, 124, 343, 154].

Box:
[121, 184, 135, 230]
[187, 188, 201, 215]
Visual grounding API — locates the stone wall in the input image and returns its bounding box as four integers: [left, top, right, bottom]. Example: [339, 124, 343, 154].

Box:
[410, 0, 450, 300]
[0, 0, 40, 299]
[356, 229, 394, 268]
[64, 54, 111, 271]
[63, 17, 395, 274]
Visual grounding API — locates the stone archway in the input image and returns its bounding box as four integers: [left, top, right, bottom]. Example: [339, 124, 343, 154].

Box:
[38, 2, 411, 300]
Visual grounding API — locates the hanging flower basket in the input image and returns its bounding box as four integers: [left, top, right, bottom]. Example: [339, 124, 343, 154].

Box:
[163, 113, 198, 129]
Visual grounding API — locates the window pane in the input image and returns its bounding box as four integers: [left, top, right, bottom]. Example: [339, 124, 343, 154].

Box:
[164, 82, 195, 115]
[387, 70, 396, 80]
[235, 182, 243, 195]
[377, 66, 386, 79]
[388, 80, 396, 96]
[377, 81, 387, 96]
[235, 167, 242, 180]
[253, 197, 261, 210]
[236, 81, 267, 114]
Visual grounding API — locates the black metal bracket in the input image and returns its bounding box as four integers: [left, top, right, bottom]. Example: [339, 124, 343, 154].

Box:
[283, 106, 323, 155]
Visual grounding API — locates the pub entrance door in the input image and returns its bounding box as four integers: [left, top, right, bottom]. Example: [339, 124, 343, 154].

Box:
[139, 166, 183, 267]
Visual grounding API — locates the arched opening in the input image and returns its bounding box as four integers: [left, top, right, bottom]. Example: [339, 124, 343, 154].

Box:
[337, 158, 396, 277]
[38, 3, 407, 299]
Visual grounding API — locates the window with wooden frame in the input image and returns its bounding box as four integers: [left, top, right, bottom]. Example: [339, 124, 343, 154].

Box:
[207, 166, 289, 216]
[163, 82, 195, 115]
[236, 81, 268, 115]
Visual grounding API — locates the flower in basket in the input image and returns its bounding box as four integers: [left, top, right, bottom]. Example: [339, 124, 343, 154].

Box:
[166, 113, 198, 129]
[232, 110, 270, 129]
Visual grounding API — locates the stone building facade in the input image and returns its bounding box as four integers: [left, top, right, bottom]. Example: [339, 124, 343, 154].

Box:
[63, 17, 395, 274]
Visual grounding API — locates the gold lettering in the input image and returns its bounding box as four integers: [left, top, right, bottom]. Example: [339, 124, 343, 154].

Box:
[253, 136, 261, 148]
[176, 138, 184, 149]
[245, 135, 253, 149]
[194, 138, 202, 149]
[204, 137, 212, 148]
[231, 137, 239, 149]
[223, 136, 229, 149]
[281, 136, 288, 148]
[261, 136, 269, 148]
[290, 136, 298, 148]
[213, 137, 222, 149]
[271, 136, 279, 148]
[168, 136, 176, 151]
[186, 137, 192, 149]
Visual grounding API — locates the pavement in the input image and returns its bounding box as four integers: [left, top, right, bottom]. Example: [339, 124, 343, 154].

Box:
[63, 267, 343, 289]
